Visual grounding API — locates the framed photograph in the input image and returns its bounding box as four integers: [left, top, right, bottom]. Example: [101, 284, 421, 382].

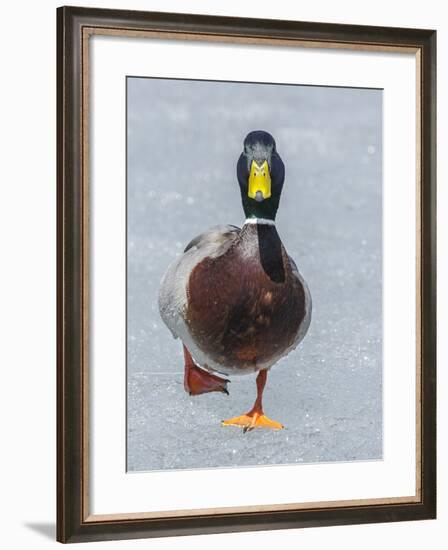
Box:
[57, 6, 436, 543]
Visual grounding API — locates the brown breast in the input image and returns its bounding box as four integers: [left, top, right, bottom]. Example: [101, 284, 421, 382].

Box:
[185, 224, 306, 370]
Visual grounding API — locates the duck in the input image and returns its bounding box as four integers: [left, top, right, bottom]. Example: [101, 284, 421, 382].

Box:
[158, 130, 311, 431]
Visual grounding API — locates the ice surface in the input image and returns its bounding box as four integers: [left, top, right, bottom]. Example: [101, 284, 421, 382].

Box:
[126, 78, 382, 471]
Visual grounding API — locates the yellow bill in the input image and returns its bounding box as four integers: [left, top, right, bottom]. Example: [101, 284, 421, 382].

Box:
[248, 160, 271, 201]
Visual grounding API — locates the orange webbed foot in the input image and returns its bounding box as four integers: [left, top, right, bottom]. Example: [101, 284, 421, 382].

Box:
[221, 412, 284, 432]
[184, 364, 230, 396]
[183, 345, 229, 396]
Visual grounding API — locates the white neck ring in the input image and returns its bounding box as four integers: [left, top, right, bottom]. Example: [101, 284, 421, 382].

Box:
[244, 217, 276, 226]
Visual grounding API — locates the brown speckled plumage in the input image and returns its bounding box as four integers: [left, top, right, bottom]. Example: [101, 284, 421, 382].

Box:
[186, 223, 306, 373]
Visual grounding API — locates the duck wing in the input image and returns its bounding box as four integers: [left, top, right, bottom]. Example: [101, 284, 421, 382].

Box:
[183, 224, 240, 253]
[159, 225, 240, 341]
[287, 254, 312, 347]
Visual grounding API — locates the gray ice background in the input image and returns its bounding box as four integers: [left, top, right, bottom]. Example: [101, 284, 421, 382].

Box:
[127, 77, 382, 472]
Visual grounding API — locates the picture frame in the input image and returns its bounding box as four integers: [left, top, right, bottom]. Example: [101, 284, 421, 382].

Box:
[56, 5, 436, 543]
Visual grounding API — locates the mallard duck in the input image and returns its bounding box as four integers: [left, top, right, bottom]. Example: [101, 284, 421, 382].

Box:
[159, 130, 311, 431]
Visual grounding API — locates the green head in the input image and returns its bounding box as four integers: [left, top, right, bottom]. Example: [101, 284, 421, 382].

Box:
[236, 130, 285, 221]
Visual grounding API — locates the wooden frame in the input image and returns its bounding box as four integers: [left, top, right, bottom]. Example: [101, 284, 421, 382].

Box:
[57, 5, 436, 543]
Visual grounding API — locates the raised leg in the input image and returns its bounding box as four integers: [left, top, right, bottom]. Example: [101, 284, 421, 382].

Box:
[183, 345, 229, 396]
[221, 369, 283, 432]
